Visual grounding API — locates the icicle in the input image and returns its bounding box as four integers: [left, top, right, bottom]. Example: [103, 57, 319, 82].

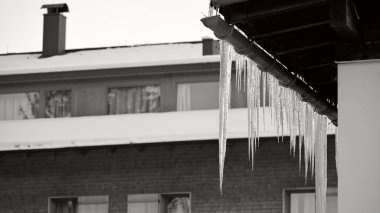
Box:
[298, 101, 305, 175]
[255, 64, 261, 145]
[262, 72, 267, 130]
[208, 2, 219, 16]
[219, 40, 332, 213]
[315, 115, 327, 213]
[235, 53, 248, 92]
[247, 59, 256, 169]
[208, 4, 214, 16]
[218, 40, 233, 193]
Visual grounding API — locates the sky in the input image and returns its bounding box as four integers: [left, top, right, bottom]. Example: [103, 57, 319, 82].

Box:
[0, 0, 215, 54]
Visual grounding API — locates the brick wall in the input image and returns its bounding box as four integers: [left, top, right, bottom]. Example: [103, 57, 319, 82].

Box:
[0, 137, 337, 213]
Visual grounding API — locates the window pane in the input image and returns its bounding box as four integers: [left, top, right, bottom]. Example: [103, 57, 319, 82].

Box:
[45, 90, 71, 118]
[290, 193, 315, 213]
[78, 196, 109, 213]
[50, 198, 77, 213]
[167, 197, 190, 213]
[290, 192, 337, 213]
[128, 194, 159, 213]
[177, 82, 219, 111]
[0, 92, 39, 120]
[327, 195, 338, 213]
[108, 86, 160, 114]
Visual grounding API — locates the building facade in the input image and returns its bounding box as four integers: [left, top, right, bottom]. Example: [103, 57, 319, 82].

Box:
[0, 39, 337, 213]
[0, 4, 337, 212]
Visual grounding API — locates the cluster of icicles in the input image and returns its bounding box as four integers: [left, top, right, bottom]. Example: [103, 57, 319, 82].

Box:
[219, 40, 334, 213]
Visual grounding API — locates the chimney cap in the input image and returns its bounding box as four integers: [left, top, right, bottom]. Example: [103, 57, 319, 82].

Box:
[41, 3, 69, 14]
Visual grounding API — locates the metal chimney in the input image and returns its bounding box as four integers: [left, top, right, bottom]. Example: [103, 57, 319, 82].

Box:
[41, 4, 69, 57]
[202, 37, 219, 55]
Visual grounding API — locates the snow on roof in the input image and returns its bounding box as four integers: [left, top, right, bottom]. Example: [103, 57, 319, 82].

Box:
[0, 42, 220, 76]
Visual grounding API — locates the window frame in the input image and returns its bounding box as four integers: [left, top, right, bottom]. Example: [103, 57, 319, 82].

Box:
[106, 78, 164, 114]
[127, 192, 191, 213]
[172, 73, 219, 112]
[44, 87, 73, 118]
[48, 195, 109, 213]
[48, 196, 78, 213]
[283, 187, 337, 213]
[160, 192, 191, 213]
[173, 72, 251, 110]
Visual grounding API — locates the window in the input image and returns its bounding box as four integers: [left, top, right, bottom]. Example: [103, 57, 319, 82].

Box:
[108, 85, 161, 114]
[49, 197, 77, 213]
[0, 92, 39, 120]
[45, 90, 71, 118]
[128, 193, 191, 213]
[177, 82, 219, 111]
[161, 193, 191, 213]
[49, 196, 108, 213]
[128, 194, 160, 213]
[176, 80, 267, 111]
[284, 188, 337, 213]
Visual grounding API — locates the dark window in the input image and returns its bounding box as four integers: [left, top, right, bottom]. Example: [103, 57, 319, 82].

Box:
[45, 90, 71, 118]
[50, 196, 108, 213]
[162, 193, 190, 213]
[50, 197, 77, 213]
[108, 85, 161, 114]
[127, 193, 190, 213]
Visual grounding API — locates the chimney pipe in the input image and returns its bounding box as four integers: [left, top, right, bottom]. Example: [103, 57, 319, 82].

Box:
[202, 37, 220, 55]
[41, 4, 69, 57]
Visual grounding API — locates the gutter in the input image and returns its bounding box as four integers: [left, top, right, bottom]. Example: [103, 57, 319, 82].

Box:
[201, 15, 338, 125]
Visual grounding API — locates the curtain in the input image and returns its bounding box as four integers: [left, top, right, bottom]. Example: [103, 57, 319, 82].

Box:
[167, 197, 190, 213]
[45, 90, 71, 118]
[291, 193, 315, 213]
[108, 86, 160, 114]
[176, 84, 191, 111]
[53, 199, 76, 213]
[128, 194, 160, 213]
[77, 196, 108, 213]
[291, 193, 337, 213]
[0, 93, 39, 120]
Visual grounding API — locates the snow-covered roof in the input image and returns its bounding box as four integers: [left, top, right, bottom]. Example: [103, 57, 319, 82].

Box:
[0, 42, 220, 76]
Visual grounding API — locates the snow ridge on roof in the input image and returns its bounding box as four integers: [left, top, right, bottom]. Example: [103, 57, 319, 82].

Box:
[0, 41, 219, 76]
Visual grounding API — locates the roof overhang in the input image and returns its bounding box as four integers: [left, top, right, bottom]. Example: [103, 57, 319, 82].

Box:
[206, 0, 380, 125]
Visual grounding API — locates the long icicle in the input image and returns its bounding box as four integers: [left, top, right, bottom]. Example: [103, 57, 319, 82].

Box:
[220, 39, 332, 211]
[247, 59, 256, 169]
[315, 115, 327, 213]
[218, 40, 233, 194]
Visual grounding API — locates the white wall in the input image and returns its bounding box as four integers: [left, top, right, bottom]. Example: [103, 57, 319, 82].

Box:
[338, 60, 380, 213]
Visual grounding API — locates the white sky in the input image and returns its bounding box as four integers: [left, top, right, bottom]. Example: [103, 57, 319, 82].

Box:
[0, 0, 215, 54]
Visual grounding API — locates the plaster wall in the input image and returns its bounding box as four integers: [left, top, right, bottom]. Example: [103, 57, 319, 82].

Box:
[338, 60, 380, 213]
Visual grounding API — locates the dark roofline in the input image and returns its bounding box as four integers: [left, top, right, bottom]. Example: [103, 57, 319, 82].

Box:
[0, 40, 205, 56]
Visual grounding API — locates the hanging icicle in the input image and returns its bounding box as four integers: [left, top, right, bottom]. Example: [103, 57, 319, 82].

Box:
[235, 53, 248, 92]
[218, 39, 332, 213]
[218, 40, 233, 193]
[247, 59, 258, 168]
[315, 115, 327, 213]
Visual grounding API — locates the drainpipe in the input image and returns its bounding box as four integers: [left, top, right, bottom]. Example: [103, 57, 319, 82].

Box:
[201, 15, 338, 125]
